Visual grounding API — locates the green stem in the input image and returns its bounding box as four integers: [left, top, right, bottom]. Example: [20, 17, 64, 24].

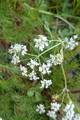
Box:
[24, 3, 75, 29]
[61, 64, 67, 89]
[37, 57, 44, 80]
[26, 53, 37, 57]
[49, 40, 61, 43]
[38, 43, 61, 57]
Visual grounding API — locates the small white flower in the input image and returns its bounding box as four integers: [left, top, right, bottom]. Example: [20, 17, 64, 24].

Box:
[39, 63, 51, 75]
[46, 59, 53, 67]
[21, 45, 27, 56]
[47, 110, 57, 119]
[64, 36, 78, 50]
[40, 79, 52, 89]
[9, 44, 28, 64]
[62, 113, 75, 120]
[51, 102, 61, 112]
[34, 35, 49, 51]
[64, 102, 75, 113]
[9, 44, 22, 54]
[27, 59, 39, 69]
[36, 104, 45, 114]
[50, 54, 56, 64]
[63, 102, 75, 120]
[50, 52, 63, 66]
[20, 65, 27, 77]
[11, 54, 20, 64]
[28, 70, 39, 81]
[9, 44, 27, 56]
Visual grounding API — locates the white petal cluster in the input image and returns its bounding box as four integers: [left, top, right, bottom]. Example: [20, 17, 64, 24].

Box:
[36, 101, 80, 120]
[9, 44, 22, 54]
[51, 102, 61, 112]
[46, 59, 53, 67]
[11, 54, 20, 64]
[27, 59, 39, 69]
[50, 52, 63, 66]
[9, 44, 27, 64]
[40, 79, 52, 89]
[21, 45, 28, 56]
[47, 102, 61, 119]
[47, 110, 57, 119]
[64, 35, 78, 50]
[62, 113, 80, 120]
[36, 104, 45, 114]
[28, 70, 39, 81]
[20, 65, 27, 77]
[39, 63, 51, 75]
[63, 102, 75, 120]
[9, 44, 27, 55]
[34, 35, 49, 51]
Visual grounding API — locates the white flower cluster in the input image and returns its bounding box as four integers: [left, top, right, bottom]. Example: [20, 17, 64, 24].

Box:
[34, 35, 49, 51]
[36, 102, 61, 119]
[27, 59, 39, 81]
[9, 36, 64, 83]
[11, 54, 20, 65]
[62, 101, 80, 120]
[19, 59, 39, 80]
[27, 59, 39, 69]
[64, 35, 78, 50]
[40, 79, 52, 89]
[28, 70, 39, 81]
[51, 102, 61, 112]
[50, 53, 63, 65]
[36, 104, 45, 114]
[36, 101, 80, 120]
[39, 50, 63, 68]
[47, 102, 61, 119]
[47, 110, 57, 119]
[20, 65, 27, 77]
[39, 63, 51, 75]
[9, 44, 27, 64]
[63, 102, 75, 120]
[8, 35, 80, 119]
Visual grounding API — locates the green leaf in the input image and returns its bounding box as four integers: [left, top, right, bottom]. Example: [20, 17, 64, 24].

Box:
[35, 92, 42, 102]
[27, 89, 35, 97]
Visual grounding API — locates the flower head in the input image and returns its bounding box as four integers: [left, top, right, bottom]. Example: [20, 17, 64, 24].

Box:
[34, 35, 49, 51]
[63, 102, 75, 120]
[50, 51, 63, 66]
[36, 104, 45, 114]
[21, 45, 28, 56]
[51, 102, 61, 112]
[27, 59, 39, 69]
[9, 44, 27, 55]
[28, 70, 39, 81]
[11, 54, 20, 64]
[47, 110, 57, 119]
[39, 63, 51, 75]
[64, 35, 78, 50]
[20, 65, 27, 77]
[40, 79, 52, 89]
